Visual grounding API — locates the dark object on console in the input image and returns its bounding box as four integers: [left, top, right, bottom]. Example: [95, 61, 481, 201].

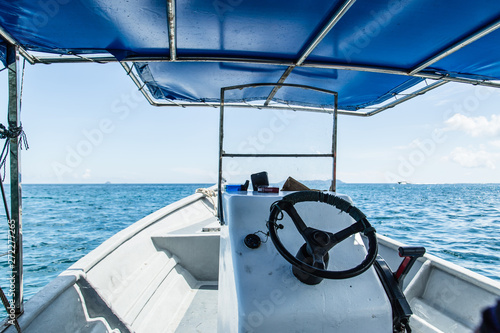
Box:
[374, 246, 426, 333]
[251, 171, 269, 191]
[244, 234, 261, 249]
[281, 177, 310, 191]
[240, 180, 250, 191]
[258, 186, 279, 193]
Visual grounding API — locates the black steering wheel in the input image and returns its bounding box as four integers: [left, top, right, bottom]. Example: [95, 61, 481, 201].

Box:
[267, 191, 378, 284]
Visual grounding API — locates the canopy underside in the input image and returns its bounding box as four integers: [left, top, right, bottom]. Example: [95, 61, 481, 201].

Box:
[1, 0, 500, 114]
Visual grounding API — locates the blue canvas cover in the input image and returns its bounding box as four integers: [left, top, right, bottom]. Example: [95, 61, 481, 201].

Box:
[0, 40, 6, 68]
[1, 0, 500, 111]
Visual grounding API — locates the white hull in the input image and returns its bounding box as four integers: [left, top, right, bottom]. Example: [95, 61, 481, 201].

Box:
[4, 189, 499, 333]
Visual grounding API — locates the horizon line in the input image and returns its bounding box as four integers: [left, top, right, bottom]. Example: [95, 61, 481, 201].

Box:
[1, 181, 499, 185]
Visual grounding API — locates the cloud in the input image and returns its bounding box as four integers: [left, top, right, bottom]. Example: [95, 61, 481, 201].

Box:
[489, 140, 500, 149]
[444, 114, 500, 137]
[82, 169, 91, 179]
[445, 147, 498, 169]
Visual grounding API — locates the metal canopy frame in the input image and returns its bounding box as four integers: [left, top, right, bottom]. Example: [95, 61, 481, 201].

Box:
[409, 18, 500, 76]
[121, 61, 448, 116]
[1, 1, 500, 115]
[21, 54, 500, 87]
[167, 0, 177, 61]
[216, 83, 338, 224]
[114, 4, 500, 114]
[6, 45, 23, 317]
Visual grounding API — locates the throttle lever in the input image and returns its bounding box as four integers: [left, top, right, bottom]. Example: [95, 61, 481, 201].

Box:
[395, 246, 426, 288]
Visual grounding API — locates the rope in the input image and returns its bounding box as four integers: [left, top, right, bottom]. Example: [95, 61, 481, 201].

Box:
[0, 124, 29, 182]
[196, 187, 218, 214]
[0, 141, 9, 183]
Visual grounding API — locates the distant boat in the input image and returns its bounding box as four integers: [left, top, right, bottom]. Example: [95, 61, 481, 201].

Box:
[398, 181, 409, 185]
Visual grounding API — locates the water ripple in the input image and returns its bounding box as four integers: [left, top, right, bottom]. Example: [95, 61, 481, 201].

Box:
[336, 183, 500, 282]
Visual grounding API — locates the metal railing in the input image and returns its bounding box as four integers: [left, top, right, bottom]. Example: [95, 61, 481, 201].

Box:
[216, 83, 338, 224]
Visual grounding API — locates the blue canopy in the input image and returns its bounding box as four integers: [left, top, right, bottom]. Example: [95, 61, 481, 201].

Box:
[1, 0, 500, 112]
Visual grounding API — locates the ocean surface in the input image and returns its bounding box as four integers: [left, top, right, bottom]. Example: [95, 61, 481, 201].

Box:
[0, 183, 499, 320]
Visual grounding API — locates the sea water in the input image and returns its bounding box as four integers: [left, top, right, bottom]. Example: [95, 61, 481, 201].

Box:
[0, 183, 498, 319]
[336, 183, 500, 280]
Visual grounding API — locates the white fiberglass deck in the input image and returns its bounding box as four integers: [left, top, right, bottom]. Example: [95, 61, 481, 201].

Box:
[6, 191, 220, 333]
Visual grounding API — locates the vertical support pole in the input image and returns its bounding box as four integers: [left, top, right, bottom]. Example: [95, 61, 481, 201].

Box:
[330, 94, 338, 192]
[217, 88, 225, 224]
[7, 44, 23, 315]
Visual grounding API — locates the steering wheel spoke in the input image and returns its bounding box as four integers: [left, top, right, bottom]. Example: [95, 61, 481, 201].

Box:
[278, 201, 308, 234]
[330, 220, 365, 245]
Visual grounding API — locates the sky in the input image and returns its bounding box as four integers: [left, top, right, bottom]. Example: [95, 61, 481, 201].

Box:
[1, 61, 500, 184]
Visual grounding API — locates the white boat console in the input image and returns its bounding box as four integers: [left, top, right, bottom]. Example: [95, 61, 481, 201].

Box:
[218, 191, 392, 332]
